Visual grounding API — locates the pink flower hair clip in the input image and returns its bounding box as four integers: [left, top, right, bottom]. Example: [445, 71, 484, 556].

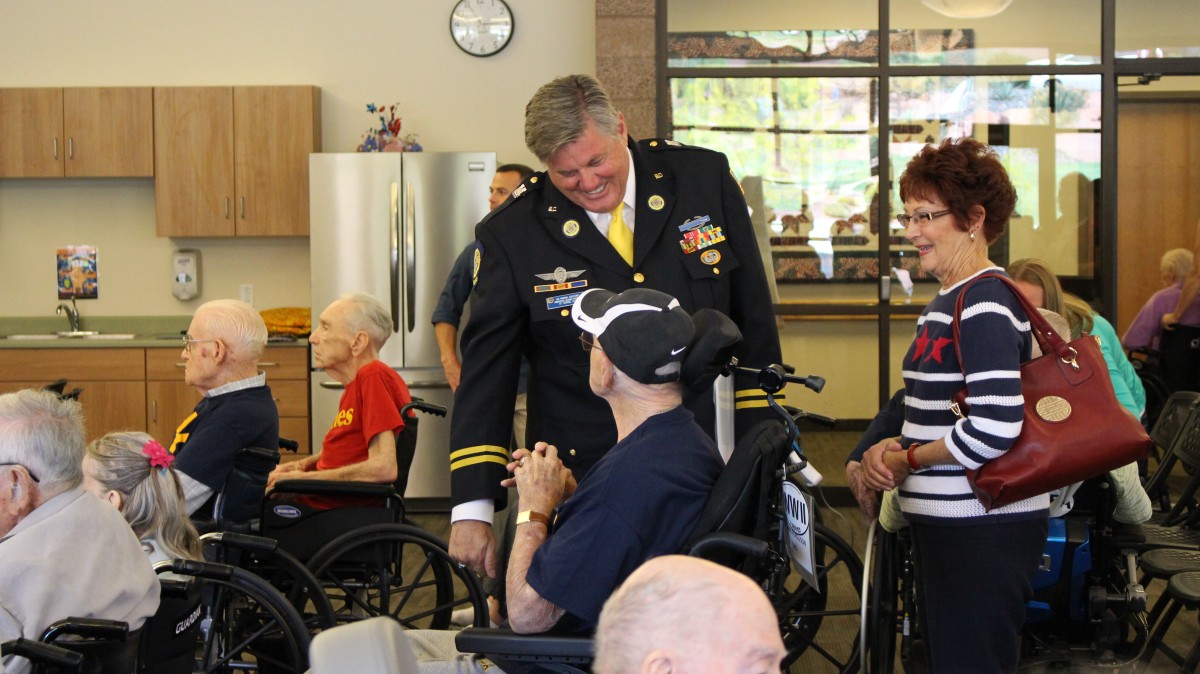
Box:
[143, 439, 174, 471]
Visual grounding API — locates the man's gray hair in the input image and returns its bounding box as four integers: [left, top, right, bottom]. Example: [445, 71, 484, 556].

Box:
[0, 389, 85, 494]
[1161, 248, 1194, 284]
[525, 74, 622, 163]
[197, 299, 267, 362]
[340, 292, 393, 351]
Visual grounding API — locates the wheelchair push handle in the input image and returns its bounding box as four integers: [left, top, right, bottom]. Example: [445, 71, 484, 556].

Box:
[729, 362, 825, 395]
[725, 360, 835, 488]
[402, 398, 448, 418]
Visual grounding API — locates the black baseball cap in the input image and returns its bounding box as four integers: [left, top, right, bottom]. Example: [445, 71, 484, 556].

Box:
[571, 288, 695, 384]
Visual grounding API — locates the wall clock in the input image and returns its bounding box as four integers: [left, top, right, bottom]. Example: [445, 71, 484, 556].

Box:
[450, 0, 514, 57]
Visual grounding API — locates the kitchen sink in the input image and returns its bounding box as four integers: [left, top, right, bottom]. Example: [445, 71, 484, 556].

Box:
[5, 333, 138, 340]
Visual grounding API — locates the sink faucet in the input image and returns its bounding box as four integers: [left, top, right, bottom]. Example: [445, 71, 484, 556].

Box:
[56, 299, 81, 333]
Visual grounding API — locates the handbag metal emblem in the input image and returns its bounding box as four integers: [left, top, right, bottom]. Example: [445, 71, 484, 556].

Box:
[1035, 395, 1072, 423]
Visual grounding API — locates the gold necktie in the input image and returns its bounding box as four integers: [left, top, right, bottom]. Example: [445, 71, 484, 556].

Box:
[608, 203, 633, 266]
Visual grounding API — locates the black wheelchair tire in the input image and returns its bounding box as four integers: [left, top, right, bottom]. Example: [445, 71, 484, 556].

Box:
[776, 523, 864, 674]
[305, 523, 488, 629]
[185, 564, 311, 674]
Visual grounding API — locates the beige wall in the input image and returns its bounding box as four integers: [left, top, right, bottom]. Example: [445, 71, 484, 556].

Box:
[0, 0, 595, 317]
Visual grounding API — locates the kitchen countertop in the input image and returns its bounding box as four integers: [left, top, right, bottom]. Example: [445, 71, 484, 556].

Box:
[0, 316, 307, 349]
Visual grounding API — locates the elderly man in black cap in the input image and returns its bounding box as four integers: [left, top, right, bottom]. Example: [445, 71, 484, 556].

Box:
[498, 286, 728, 635]
[406, 287, 732, 668]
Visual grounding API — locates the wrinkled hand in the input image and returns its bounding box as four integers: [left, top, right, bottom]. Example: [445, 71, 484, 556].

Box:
[501, 442, 578, 498]
[860, 437, 910, 491]
[845, 461, 879, 520]
[504, 441, 571, 514]
[449, 519, 497, 579]
[1162, 313, 1180, 330]
[266, 460, 304, 490]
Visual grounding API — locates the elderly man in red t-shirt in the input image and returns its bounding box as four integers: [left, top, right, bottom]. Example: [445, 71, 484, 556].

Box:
[268, 292, 411, 488]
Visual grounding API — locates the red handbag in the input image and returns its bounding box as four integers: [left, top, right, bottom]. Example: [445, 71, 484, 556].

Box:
[950, 273, 1153, 510]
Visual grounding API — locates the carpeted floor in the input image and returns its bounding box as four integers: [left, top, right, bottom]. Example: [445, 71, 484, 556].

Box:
[406, 430, 1200, 673]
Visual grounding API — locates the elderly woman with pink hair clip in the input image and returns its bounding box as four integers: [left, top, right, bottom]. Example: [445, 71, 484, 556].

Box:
[82, 431, 202, 566]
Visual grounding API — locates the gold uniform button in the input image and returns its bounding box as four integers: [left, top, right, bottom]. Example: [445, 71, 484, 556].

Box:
[530, 176, 539, 183]
[633, 273, 645, 283]
[649, 141, 658, 147]
[713, 268, 720, 274]
[560, 309, 569, 317]
[569, 448, 576, 456]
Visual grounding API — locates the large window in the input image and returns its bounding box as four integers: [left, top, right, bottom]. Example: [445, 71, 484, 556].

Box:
[661, 0, 1200, 419]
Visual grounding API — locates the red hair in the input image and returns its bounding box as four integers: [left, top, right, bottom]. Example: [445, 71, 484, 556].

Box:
[898, 137, 1017, 244]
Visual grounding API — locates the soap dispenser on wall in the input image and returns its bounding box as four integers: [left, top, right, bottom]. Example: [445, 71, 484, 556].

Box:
[172, 250, 201, 300]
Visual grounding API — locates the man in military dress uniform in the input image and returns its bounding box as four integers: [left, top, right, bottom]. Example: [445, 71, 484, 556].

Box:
[448, 74, 782, 578]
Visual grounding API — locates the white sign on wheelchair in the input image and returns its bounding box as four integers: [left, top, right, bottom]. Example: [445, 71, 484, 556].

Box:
[782, 480, 819, 592]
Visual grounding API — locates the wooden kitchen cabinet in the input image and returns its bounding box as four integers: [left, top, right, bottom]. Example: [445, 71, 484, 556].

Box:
[154, 86, 321, 237]
[0, 87, 154, 178]
[145, 346, 311, 456]
[0, 348, 146, 441]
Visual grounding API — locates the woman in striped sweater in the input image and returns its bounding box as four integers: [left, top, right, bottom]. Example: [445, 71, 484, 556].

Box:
[861, 137, 1047, 673]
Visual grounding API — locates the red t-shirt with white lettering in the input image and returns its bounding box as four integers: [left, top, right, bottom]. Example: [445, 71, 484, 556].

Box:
[317, 360, 411, 471]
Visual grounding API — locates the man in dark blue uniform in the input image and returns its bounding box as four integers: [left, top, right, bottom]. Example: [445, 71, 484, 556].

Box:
[448, 74, 782, 578]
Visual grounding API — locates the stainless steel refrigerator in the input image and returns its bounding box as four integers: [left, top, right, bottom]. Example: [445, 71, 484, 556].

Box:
[308, 151, 496, 499]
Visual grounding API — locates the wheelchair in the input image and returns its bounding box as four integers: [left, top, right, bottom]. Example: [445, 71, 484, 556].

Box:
[861, 474, 1150, 672]
[199, 398, 486, 643]
[455, 362, 865, 674]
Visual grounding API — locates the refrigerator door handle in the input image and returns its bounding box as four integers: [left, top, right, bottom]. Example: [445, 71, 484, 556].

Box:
[404, 180, 417, 333]
[389, 182, 401, 334]
[319, 380, 346, 390]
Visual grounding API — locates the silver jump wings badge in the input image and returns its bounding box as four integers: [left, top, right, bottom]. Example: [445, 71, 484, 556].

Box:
[535, 267, 585, 284]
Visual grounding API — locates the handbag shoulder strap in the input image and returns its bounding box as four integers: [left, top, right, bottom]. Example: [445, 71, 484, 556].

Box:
[950, 272, 1072, 374]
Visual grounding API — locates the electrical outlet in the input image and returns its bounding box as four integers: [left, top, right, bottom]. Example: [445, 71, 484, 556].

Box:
[239, 284, 254, 306]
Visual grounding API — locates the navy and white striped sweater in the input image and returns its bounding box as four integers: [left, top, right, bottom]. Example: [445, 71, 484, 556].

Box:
[898, 268, 1050, 523]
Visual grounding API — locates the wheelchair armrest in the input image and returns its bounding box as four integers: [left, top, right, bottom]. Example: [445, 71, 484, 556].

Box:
[200, 531, 280, 555]
[278, 437, 300, 453]
[687, 531, 772, 560]
[41, 618, 129, 644]
[267, 479, 400, 500]
[1, 638, 84, 669]
[454, 627, 593, 661]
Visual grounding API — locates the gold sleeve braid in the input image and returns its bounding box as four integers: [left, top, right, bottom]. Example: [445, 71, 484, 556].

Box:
[450, 444, 510, 472]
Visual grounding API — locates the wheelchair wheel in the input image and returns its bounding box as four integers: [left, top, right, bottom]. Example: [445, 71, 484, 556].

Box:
[775, 523, 864, 674]
[201, 531, 338, 638]
[306, 523, 488, 629]
[170, 560, 311, 674]
[863, 524, 899, 674]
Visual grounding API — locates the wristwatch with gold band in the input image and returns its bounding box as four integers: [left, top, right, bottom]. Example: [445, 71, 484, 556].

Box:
[516, 510, 550, 527]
